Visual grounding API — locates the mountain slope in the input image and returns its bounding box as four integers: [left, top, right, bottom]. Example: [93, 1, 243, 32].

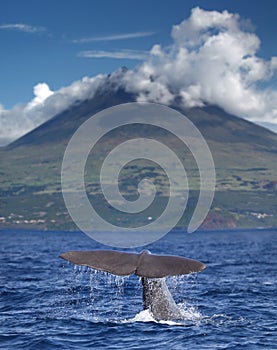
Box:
[8, 87, 136, 149]
[0, 85, 276, 230]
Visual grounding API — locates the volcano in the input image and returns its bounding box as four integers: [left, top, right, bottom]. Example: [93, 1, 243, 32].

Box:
[0, 78, 276, 231]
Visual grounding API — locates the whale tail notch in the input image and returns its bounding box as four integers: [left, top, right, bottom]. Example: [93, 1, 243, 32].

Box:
[59, 250, 206, 278]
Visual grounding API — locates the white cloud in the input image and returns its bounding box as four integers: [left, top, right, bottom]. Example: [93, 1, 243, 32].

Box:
[0, 23, 46, 33]
[122, 7, 277, 125]
[73, 31, 156, 43]
[0, 75, 106, 146]
[26, 83, 54, 109]
[78, 49, 149, 60]
[1, 7, 277, 146]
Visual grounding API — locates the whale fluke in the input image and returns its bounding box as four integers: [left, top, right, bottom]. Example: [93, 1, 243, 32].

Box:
[60, 250, 206, 321]
[60, 250, 139, 276]
[59, 250, 206, 277]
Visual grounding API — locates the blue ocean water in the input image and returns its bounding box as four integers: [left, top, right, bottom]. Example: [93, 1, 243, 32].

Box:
[0, 228, 276, 349]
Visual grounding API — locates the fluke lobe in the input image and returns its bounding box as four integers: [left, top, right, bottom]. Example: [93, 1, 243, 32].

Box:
[60, 250, 206, 321]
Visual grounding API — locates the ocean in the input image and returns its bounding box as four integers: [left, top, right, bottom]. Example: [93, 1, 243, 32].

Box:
[0, 228, 276, 349]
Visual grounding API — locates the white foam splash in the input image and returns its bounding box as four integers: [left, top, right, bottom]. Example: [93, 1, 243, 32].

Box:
[125, 309, 157, 323]
[122, 302, 203, 326]
[177, 302, 202, 322]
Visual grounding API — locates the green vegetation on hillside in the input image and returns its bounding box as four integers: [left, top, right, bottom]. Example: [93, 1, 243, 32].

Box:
[0, 91, 276, 231]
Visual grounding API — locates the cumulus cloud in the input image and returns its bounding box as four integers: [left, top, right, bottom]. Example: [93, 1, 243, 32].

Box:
[26, 83, 54, 109]
[1, 7, 277, 146]
[122, 7, 277, 124]
[0, 75, 106, 145]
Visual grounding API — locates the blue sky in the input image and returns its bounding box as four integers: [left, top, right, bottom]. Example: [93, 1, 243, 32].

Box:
[1, 0, 276, 108]
[0, 0, 276, 144]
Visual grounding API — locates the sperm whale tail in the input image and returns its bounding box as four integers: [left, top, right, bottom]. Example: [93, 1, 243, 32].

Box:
[59, 250, 206, 277]
[60, 250, 206, 321]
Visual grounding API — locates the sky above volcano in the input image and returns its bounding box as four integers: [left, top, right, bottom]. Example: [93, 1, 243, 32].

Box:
[0, 0, 276, 144]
